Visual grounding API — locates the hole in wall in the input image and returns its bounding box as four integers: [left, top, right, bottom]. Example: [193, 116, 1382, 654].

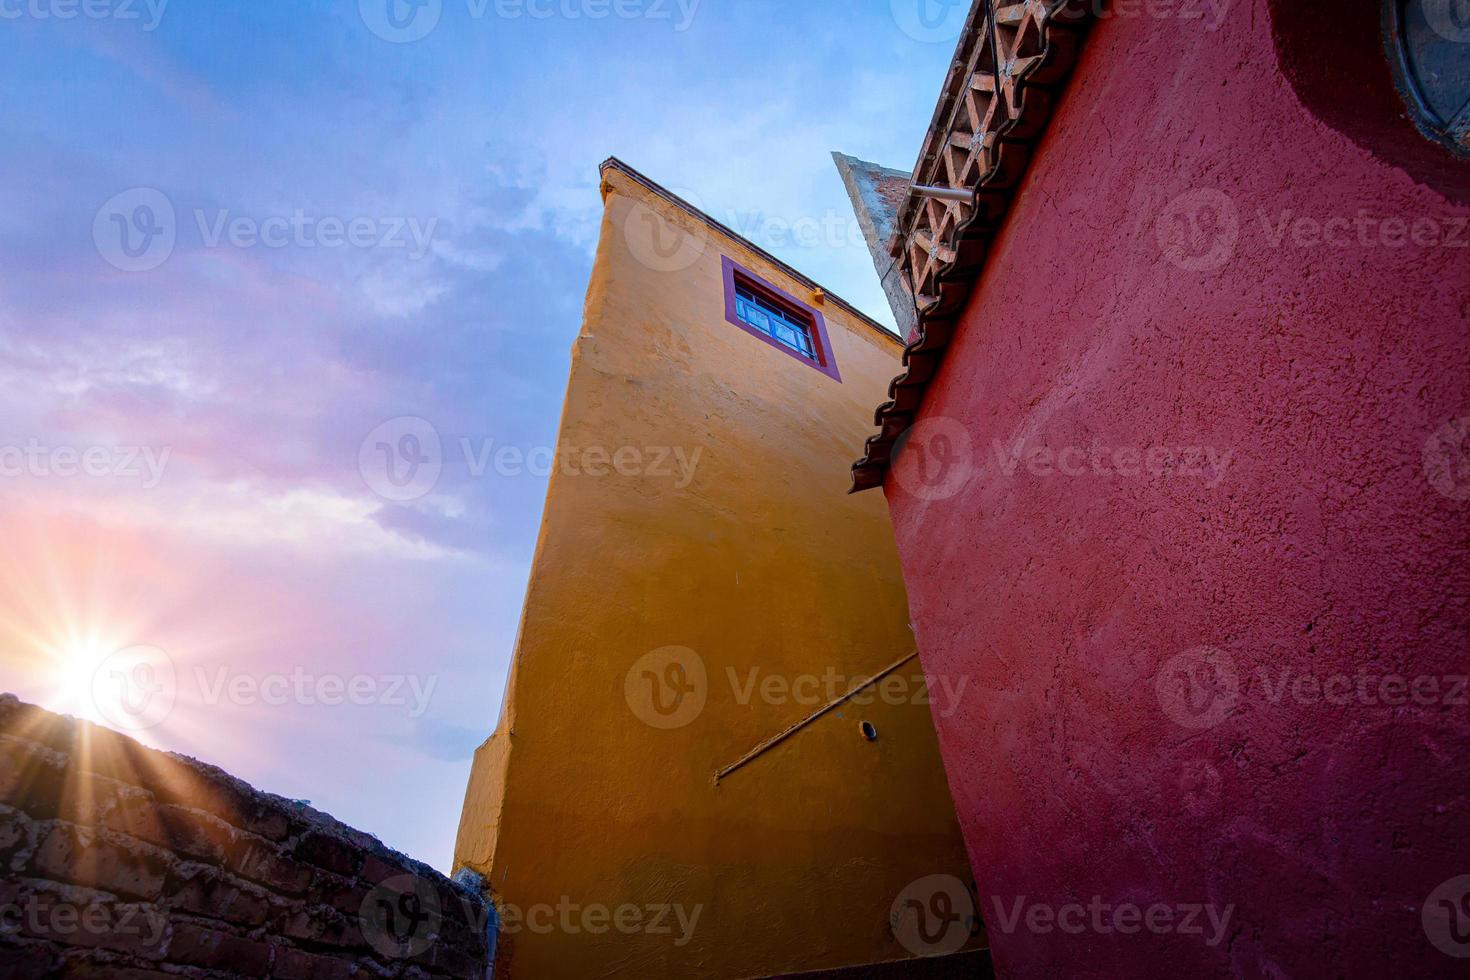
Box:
[860, 721, 879, 742]
[1267, 0, 1470, 204]
[1385, 0, 1470, 156]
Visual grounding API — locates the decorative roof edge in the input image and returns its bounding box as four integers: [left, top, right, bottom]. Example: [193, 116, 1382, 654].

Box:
[849, 0, 1095, 493]
[598, 157, 903, 348]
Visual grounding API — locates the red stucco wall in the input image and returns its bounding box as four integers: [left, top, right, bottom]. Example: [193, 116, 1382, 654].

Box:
[884, 2, 1470, 976]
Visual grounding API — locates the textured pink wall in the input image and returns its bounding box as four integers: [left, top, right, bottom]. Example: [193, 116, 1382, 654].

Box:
[884, 1, 1470, 976]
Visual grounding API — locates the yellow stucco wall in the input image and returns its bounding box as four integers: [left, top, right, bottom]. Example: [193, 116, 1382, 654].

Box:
[454, 161, 977, 978]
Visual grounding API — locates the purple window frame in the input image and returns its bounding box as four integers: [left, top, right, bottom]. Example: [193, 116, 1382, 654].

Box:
[720, 256, 842, 383]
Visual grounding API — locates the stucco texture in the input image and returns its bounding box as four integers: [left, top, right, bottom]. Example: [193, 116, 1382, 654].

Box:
[883, 1, 1470, 977]
[456, 166, 977, 978]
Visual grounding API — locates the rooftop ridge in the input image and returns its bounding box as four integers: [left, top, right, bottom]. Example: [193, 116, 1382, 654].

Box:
[599, 156, 902, 346]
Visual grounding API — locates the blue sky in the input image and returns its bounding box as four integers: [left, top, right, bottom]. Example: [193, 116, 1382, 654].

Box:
[0, 0, 961, 870]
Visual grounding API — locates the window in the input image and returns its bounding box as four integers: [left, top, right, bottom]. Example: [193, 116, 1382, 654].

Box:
[734, 282, 818, 361]
[720, 256, 842, 382]
[1386, 0, 1470, 156]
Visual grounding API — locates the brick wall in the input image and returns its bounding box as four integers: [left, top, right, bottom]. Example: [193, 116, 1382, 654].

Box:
[0, 695, 492, 979]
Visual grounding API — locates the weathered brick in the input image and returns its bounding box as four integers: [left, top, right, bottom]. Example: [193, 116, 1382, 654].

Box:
[164, 862, 270, 928]
[429, 939, 479, 977]
[0, 736, 69, 820]
[271, 944, 357, 980]
[0, 803, 30, 861]
[278, 904, 364, 950]
[360, 854, 403, 886]
[238, 806, 292, 843]
[0, 937, 58, 978]
[52, 962, 179, 980]
[0, 873, 29, 909]
[430, 914, 484, 959]
[225, 834, 310, 895]
[166, 922, 272, 977]
[147, 756, 291, 843]
[53, 776, 148, 834]
[110, 798, 235, 865]
[34, 723, 160, 795]
[0, 699, 490, 980]
[308, 869, 370, 919]
[6, 884, 168, 960]
[29, 825, 168, 902]
[0, 697, 72, 751]
[294, 830, 364, 878]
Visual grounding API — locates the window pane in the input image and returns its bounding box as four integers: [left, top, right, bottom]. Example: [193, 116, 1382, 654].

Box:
[733, 280, 817, 362]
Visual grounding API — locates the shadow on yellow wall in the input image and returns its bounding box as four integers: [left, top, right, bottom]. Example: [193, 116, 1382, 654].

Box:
[454, 160, 980, 979]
